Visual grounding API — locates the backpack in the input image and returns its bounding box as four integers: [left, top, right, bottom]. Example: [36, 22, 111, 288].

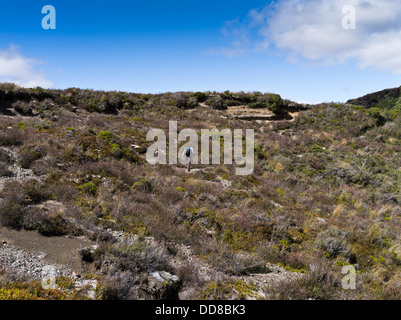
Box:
[185, 148, 191, 157]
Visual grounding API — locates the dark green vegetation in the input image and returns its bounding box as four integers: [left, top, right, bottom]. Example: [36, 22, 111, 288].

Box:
[1, 83, 401, 299]
[347, 85, 401, 109]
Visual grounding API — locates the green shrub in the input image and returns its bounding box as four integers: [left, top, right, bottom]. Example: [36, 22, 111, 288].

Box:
[77, 182, 97, 195]
[16, 122, 26, 130]
[192, 92, 207, 102]
[267, 94, 285, 114]
[97, 131, 113, 143]
[131, 178, 154, 193]
[309, 145, 325, 153]
[200, 280, 261, 300]
[173, 93, 198, 109]
[373, 95, 398, 110]
[206, 95, 226, 110]
[248, 94, 285, 114]
[111, 143, 124, 159]
[368, 108, 386, 126]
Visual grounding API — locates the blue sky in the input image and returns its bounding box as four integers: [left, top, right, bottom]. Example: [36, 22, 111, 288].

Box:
[1, 0, 401, 103]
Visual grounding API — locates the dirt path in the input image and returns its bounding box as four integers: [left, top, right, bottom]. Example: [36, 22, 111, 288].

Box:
[226, 106, 300, 122]
[0, 227, 95, 275]
[227, 106, 275, 117]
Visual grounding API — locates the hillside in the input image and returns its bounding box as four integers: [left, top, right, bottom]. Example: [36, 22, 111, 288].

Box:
[1, 83, 401, 300]
[347, 86, 401, 109]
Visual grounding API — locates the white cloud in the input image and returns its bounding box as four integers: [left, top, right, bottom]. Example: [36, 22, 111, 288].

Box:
[0, 45, 54, 88]
[216, 0, 401, 73]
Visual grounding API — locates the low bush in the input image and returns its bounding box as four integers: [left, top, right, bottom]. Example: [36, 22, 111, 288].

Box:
[19, 146, 46, 169]
[192, 92, 207, 102]
[0, 181, 25, 230]
[0, 148, 12, 164]
[22, 180, 53, 204]
[0, 130, 24, 146]
[205, 95, 226, 110]
[173, 93, 198, 109]
[0, 198, 24, 230]
[96, 271, 140, 300]
[14, 101, 33, 116]
[106, 238, 171, 274]
[77, 182, 97, 196]
[23, 208, 72, 237]
[315, 227, 352, 259]
[248, 94, 285, 114]
[0, 162, 12, 177]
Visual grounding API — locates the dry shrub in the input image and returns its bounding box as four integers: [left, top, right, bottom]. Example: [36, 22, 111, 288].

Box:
[315, 227, 352, 259]
[0, 162, 12, 177]
[0, 148, 12, 164]
[264, 258, 342, 300]
[19, 145, 46, 169]
[22, 207, 76, 237]
[176, 260, 203, 288]
[0, 180, 74, 236]
[96, 271, 141, 300]
[0, 181, 25, 230]
[0, 129, 24, 146]
[105, 238, 172, 275]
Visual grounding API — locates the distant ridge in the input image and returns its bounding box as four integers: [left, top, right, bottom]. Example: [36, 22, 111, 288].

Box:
[347, 86, 401, 108]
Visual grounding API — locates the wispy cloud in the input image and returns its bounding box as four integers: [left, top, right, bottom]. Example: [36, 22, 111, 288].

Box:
[207, 18, 251, 57]
[0, 45, 54, 88]
[212, 0, 401, 73]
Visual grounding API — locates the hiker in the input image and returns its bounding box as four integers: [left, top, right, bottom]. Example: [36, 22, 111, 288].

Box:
[182, 146, 194, 172]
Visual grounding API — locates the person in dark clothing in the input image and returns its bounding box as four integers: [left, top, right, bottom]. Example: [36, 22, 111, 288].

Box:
[182, 146, 194, 172]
